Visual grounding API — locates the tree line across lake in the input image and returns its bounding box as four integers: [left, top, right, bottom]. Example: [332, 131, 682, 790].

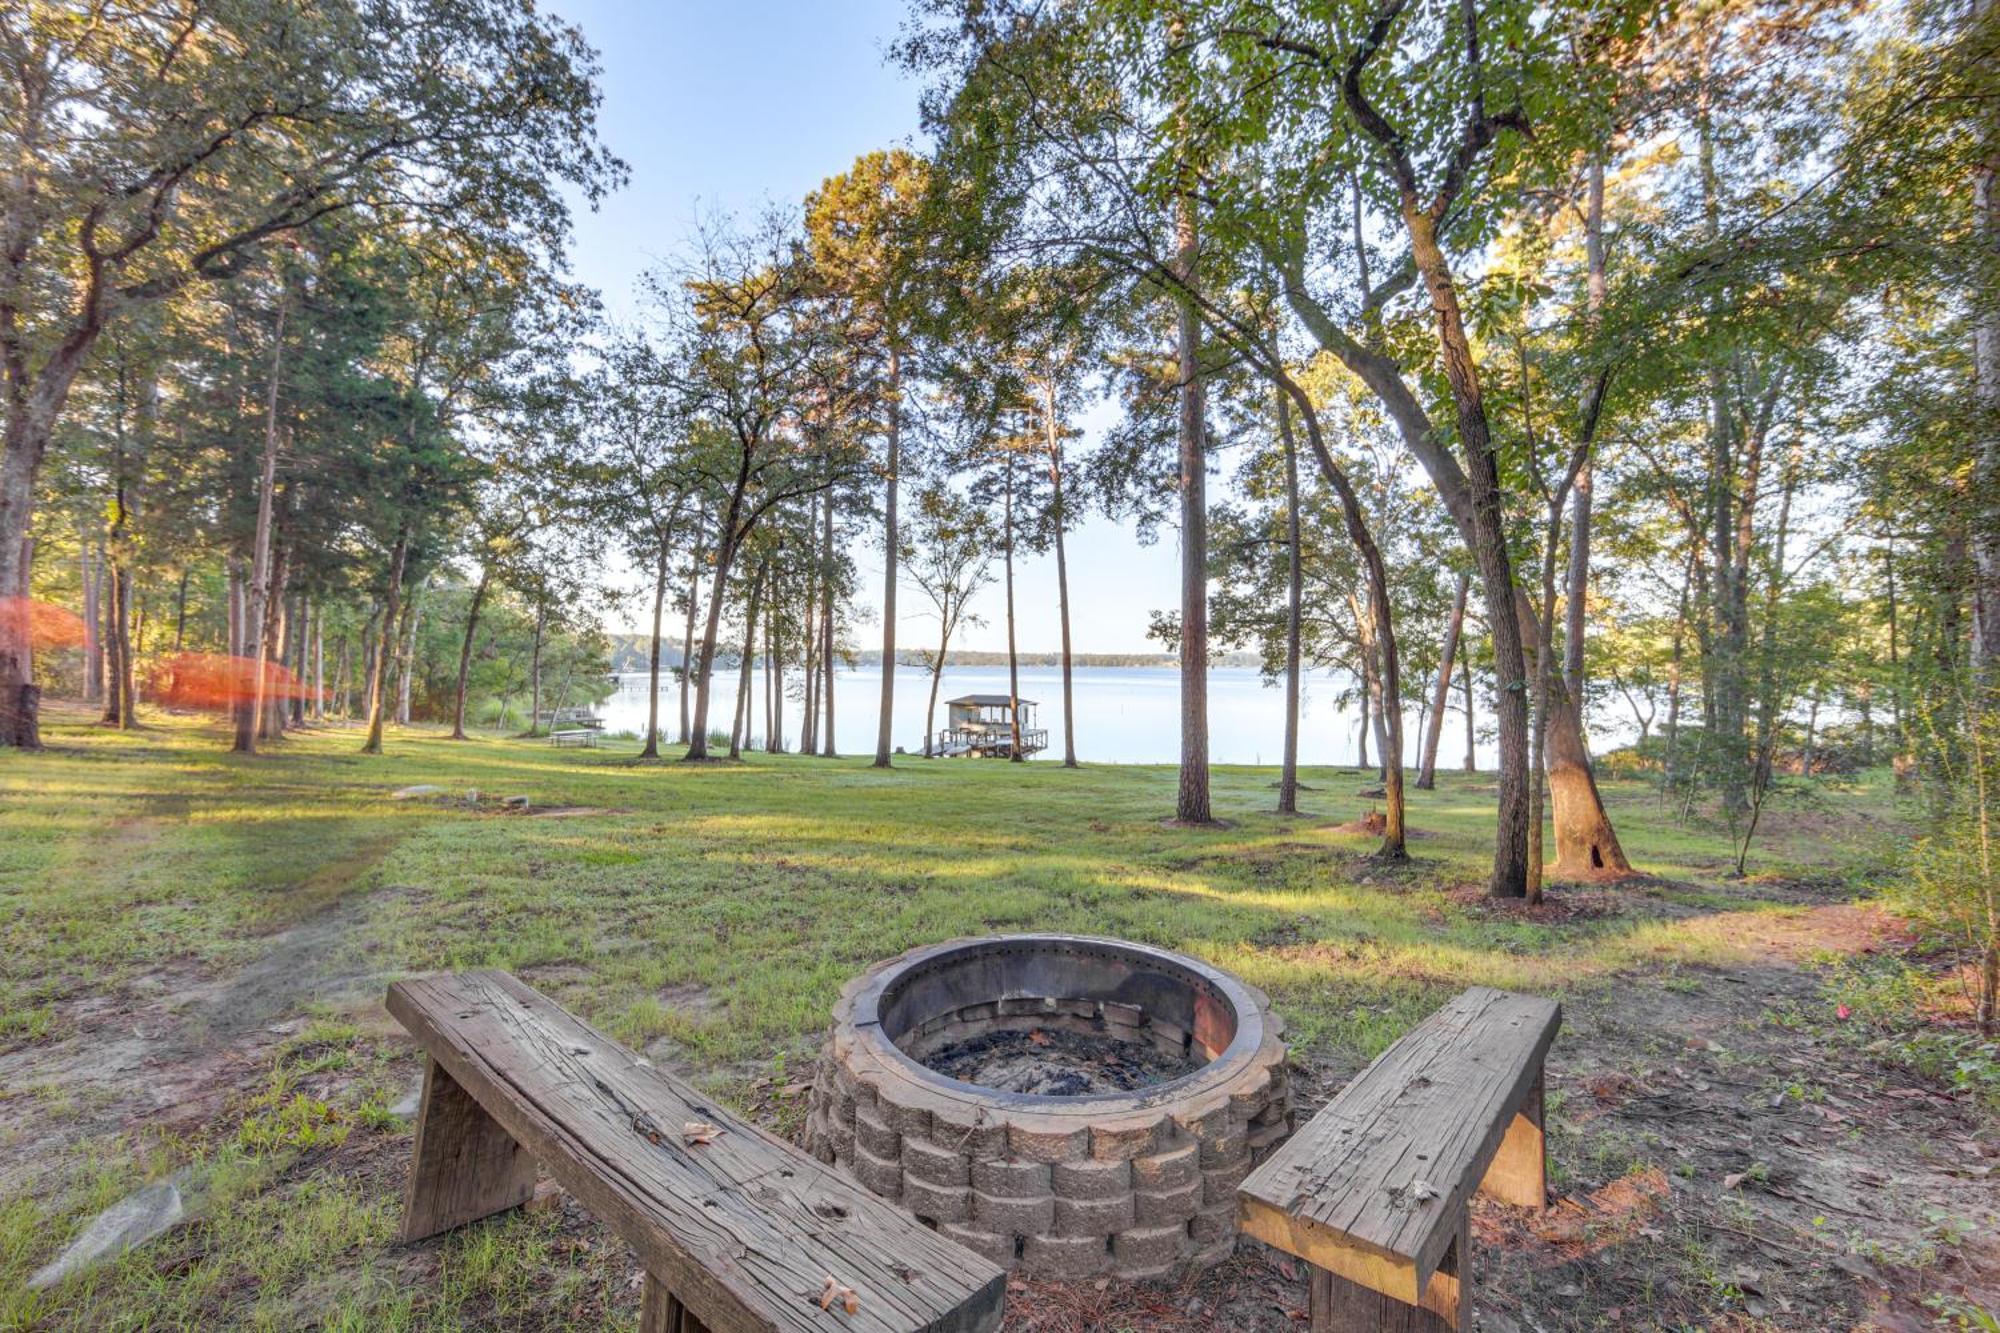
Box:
[0, 0, 1994, 1024]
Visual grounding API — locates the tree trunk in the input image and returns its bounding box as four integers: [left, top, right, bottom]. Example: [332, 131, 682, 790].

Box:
[395, 583, 421, 727]
[640, 548, 670, 757]
[1462, 639, 1476, 771]
[102, 561, 125, 727]
[802, 500, 819, 756]
[687, 532, 738, 761]
[875, 347, 901, 768]
[769, 588, 785, 753]
[528, 600, 544, 736]
[1278, 380, 1303, 813]
[821, 492, 836, 757]
[312, 601, 324, 722]
[1418, 574, 1469, 790]
[731, 561, 766, 759]
[289, 593, 308, 728]
[1174, 192, 1211, 822]
[362, 534, 408, 755]
[82, 541, 102, 703]
[450, 566, 492, 740]
[679, 523, 704, 745]
[1356, 654, 1370, 771]
[1406, 210, 1529, 896]
[1046, 381, 1079, 768]
[1973, 0, 2000, 696]
[1005, 455, 1023, 763]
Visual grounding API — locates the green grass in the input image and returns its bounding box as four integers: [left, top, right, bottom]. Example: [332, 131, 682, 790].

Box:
[0, 705, 1907, 1330]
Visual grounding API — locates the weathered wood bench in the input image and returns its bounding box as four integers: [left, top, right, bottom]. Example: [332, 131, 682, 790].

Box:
[1238, 985, 1560, 1332]
[387, 970, 1006, 1333]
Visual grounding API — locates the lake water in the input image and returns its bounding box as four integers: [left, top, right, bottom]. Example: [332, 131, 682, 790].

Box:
[597, 663, 1490, 767]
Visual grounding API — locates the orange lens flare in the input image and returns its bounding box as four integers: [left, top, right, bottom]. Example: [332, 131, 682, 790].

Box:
[1, 598, 87, 650]
[146, 653, 314, 712]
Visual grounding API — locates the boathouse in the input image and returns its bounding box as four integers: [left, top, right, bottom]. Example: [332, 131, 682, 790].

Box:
[937, 694, 1048, 758]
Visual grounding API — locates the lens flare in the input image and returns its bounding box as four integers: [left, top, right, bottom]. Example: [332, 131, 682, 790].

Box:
[145, 653, 313, 712]
[0, 598, 87, 650]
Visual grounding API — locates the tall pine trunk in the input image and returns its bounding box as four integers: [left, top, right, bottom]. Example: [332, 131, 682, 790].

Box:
[641, 549, 670, 757]
[875, 348, 901, 768]
[731, 561, 766, 759]
[1005, 454, 1023, 762]
[820, 491, 836, 757]
[679, 522, 704, 745]
[1045, 379, 1079, 768]
[1173, 191, 1211, 821]
[1277, 378, 1302, 813]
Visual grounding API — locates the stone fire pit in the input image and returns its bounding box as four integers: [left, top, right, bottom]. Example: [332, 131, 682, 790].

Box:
[805, 934, 1290, 1280]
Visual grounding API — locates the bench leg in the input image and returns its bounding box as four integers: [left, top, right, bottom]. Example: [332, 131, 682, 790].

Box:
[1479, 1068, 1547, 1209]
[1309, 1212, 1468, 1332]
[400, 1056, 539, 1242]
[641, 1275, 712, 1333]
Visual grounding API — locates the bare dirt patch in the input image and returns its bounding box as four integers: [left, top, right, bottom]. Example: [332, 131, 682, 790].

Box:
[998, 906, 1998, 1332]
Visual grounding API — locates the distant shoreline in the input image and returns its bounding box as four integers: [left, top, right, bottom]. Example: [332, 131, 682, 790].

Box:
[605, 634, 1264, 673]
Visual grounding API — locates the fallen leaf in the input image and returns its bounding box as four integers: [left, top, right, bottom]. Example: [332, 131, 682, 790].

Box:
[1028, 1030, 1050, 1046]
[682, 1121, 724, 1146]
[819, 1275, 860, 1314]
[1722, 1172, 1747, 1190]
[1836, 1004, 1851, 1021]
[1278, 1257, 1299, 1281]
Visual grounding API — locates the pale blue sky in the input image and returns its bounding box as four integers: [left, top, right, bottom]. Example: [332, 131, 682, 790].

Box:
[546, 0, 1189, 655]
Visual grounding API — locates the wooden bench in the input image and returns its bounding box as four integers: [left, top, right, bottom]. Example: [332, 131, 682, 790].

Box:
[387, 971, 1005, 1333]
[1238, 986, 1560, 1332]
[550, 728, 598, 748]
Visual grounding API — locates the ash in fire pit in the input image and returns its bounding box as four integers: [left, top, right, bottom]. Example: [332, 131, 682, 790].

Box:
[807, 935, 1292, 1282]
[923, 1025, 1200, 1096]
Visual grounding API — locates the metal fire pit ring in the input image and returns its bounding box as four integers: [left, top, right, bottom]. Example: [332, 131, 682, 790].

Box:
[805, 934, 1290, 1281]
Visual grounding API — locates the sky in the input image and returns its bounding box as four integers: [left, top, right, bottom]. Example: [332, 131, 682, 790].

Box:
[542, 0, 1190, 656]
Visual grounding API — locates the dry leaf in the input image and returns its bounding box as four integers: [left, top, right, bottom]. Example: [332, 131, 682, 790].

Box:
[1722, 1171, 1747, 1190]
[682, 1121, 724, 1146]
[1278, 1257, 1299, 1281]
[1028, 1029, 1050, 1046]
[819, 1275, 860, 1314]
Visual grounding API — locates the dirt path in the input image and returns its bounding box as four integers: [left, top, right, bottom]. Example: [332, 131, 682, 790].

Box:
[0, 833, 406, 1194]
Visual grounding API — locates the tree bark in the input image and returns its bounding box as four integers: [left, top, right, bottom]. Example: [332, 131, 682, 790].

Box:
[1974, 0, 2000, 694]
[82, 540, 102, 703]
[875, 347, 901, 768]
[396, 580, 422, 727]
[731, 560, 766, 759]
[1005, 454, 1023, 763]
[362, 533, 408, 755]
[524, 600, 543, 736]
[1277, 379, 1303, 813]
[1174, 191, 1211, 821]
[686, 532, 735, 761]
[641, 547, 670, 758]
[679, 522, 704, 745]
[1462, 639, 1476, 771]
[1045, 379, 1079, 768]
[1356, 643, 1372, 769]
[820, 490, 836, 757]
[1418, 574, 1469, 789]
[450, 566, 492, 740]
[1405, 212, 1530, 894]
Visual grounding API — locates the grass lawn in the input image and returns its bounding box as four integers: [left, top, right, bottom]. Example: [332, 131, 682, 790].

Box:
[1, 705, 1994, 1331]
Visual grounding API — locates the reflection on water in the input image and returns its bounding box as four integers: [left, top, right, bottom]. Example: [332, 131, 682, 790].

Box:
[596, 663, 1490, 767]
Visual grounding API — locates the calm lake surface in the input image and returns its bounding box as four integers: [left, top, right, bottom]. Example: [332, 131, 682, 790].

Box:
[598, 663, 1481, 767]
